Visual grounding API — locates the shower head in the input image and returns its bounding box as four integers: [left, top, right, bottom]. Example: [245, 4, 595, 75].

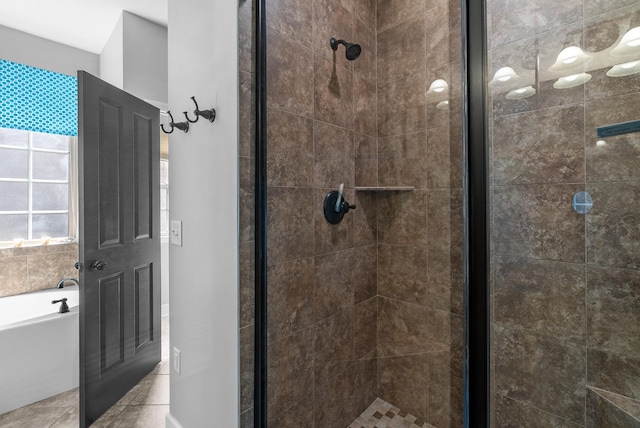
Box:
[330, 37, 362, 60]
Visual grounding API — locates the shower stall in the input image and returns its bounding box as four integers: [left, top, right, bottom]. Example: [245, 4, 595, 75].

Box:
[238, 0, 640, 426]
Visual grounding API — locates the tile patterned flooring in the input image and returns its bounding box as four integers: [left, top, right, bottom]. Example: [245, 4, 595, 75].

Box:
[2, 319, 437, 428]
[349, 398, 436, 428]
[0, 317, 170, 428]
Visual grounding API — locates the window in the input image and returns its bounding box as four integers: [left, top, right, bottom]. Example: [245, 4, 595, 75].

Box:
[0, 127, 75, 244]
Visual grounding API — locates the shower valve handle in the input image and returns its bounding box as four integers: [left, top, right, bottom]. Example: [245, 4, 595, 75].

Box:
[323, 190, 356, 224]
[89, 260, 107, 271]
[339, 201, 356, 213]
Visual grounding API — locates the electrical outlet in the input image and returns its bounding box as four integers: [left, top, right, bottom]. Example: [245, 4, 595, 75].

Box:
[173, 347, 181, 374]
[170, 220, 182, 246]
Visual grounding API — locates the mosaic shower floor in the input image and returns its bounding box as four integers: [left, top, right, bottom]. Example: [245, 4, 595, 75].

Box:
[349, 397, 436, 428]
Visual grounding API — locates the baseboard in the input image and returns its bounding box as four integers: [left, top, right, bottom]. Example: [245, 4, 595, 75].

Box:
[162, 303, 170, 318]
[166, 412, 184, 428]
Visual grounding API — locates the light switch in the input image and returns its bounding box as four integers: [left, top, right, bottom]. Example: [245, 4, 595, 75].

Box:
[170, 220, 183, 246]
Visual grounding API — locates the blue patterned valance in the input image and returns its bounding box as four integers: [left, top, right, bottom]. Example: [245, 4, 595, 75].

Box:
[0, 59, 77, 136]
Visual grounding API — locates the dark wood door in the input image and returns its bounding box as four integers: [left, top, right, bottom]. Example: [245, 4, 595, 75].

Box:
[78, 71, 161, 427]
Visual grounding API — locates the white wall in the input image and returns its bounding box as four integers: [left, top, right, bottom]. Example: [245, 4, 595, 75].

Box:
[101, 12, 171, 316]
[99, 12, 168, 105]
[99, 15, 124, 88]
[0, 24, 99, 76]
[161, 237, 170, 317]
[123, 12, 168, 105]
[167, 0, 239, 426]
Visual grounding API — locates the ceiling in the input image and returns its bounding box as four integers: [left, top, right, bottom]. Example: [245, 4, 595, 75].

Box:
[0, 0, 168, 54]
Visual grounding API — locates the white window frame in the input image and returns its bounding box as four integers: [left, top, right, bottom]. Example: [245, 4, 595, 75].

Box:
[0, 129, 77, 247]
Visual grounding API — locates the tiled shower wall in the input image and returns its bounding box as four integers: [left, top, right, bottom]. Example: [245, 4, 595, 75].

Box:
[238, 0, 464, 426]
[238, 0, 256, 426]
[373, 0, 463, 426]
[0, 243, 77, 298]
[489, 0, 640, 425]
[261, 0, 379, 426]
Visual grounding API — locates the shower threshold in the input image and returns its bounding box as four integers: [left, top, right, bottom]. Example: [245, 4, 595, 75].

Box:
[349, 397, 436, 428]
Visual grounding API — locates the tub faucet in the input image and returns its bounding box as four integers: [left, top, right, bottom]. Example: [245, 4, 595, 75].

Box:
[56, 278, 79, 289]
[52, 298, 69, 314]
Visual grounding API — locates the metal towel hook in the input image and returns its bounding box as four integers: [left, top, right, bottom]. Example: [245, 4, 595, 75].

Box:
[161, 111, 190, 134]
[184, 96, 216, 123]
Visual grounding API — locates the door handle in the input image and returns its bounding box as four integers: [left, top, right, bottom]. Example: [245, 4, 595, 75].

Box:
[89, 260, 108, 271]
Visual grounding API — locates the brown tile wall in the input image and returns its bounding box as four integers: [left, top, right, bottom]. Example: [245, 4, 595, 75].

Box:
[263, 0, 379, 426]
[254, 0, 464, 426]
[489, 0, 640, 426]
[586, 387, 640, 427]
[238, 0, 256, 426]
[375, 0, 463, 426]
[0, 243, 78, 298]
[244, 0, 640, 425]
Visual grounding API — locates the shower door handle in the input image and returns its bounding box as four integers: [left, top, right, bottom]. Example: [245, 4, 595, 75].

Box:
[88, 260, 108, 271]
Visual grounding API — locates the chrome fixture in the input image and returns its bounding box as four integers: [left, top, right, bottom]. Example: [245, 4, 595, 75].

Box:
[161, 111, 190, 134]
[56, 278, 79, 289]
[323, 182, 356, 224]
[330, 37, 362, 60]
[89, 260, 108, 271]
[52, 298, 69, 313]
[184, 96, 216, 123]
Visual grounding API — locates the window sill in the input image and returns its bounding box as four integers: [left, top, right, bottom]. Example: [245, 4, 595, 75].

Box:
[0, 239, 77, 254]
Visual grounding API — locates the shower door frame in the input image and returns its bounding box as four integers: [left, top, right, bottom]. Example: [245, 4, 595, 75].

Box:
[254, 0, 268, 427]
[251, 0, 492, 426]
[463, 0, 491, 426]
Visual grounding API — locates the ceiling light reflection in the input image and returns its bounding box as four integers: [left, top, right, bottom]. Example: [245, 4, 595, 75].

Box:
[612, 26, 640, 56]
[426, 79, 449, 94]
[506, 86, 536, 100]
[606, 61, 640, 77]
[489, 67, 519, 86]
[550, 46, 592, 72]
[553, 73, 592, 89]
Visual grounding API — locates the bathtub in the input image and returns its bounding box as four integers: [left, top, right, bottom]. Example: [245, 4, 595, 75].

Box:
[0, 285, 79, 414]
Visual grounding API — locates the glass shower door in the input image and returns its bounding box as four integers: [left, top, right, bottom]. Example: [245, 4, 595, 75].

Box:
[242, 0, 467, 426]
[488, 0, 640, 426]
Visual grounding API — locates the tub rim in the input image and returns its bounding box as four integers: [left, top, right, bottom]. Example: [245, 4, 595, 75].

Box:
[0, 285, 79, 331]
